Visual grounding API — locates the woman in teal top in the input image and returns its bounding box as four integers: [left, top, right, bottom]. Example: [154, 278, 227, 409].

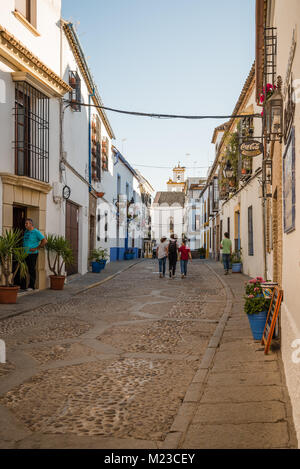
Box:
[21, 218, 47, 290]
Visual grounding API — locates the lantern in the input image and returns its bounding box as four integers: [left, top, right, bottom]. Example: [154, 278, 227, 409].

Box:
[264, 77, 283, 143]
[264, 158, 272, 185]
[223, 160, 234, 179]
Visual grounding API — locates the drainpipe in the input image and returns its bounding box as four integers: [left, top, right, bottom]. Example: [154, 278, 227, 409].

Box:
[88, 88, 95, 192]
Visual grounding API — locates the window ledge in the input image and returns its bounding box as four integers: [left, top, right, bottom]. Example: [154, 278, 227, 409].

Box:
[13, 10, 40, 37]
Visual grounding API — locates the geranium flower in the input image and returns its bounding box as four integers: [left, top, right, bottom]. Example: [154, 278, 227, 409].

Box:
[256, 277, 264, 282]
[266, 83, 273, 92]
[260, 94, 265, 103]
[249, 278, 258, 284]
[248, 295, 254, 298]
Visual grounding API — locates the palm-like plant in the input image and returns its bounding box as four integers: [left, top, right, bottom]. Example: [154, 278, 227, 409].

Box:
[45, 234, 74, 276]
[0, 230, 28, 287]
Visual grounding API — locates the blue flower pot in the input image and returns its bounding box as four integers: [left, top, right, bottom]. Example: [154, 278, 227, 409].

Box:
[124, 253, 134, 260]
[247, 310, 268, 340]
[91, 260, 107, 273]
[232, 262, 242, 273]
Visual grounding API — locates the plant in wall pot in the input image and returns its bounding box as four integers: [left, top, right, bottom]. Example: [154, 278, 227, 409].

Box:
[46, 234, 74, 290]
[0, 230, 28, 304]
[244, 277, 271, 340]
[124, 248, 135, 260]
[89, 247, 109, 273]
[231, 249, 242, 273]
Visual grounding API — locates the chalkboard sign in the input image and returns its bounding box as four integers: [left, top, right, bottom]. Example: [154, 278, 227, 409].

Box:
[261, 287, 283, 354]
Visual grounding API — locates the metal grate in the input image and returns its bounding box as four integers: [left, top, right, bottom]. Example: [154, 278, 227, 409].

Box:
[14, 81, 49, 183]
[69, 70, 81, 112]
[264, 27, 277, 87]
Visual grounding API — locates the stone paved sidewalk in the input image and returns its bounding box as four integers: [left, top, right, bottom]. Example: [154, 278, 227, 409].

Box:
[0, 259, 142, 321]
[164, 260, 298, 449]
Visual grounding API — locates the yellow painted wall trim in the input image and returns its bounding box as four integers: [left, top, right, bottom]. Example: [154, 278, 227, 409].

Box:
[13, 10, 40, 37]
[0, 173, 52, 194]
[0, 24, 71, 97]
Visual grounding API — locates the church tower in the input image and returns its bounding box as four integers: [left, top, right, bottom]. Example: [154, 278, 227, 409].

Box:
[167, 163, 186, 192]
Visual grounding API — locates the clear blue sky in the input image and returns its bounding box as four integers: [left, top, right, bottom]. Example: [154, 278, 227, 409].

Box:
[62, 0, 255, 192]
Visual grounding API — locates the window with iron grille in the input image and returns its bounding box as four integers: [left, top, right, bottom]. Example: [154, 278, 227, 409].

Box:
[14, 81, 49, 183]
[213, 177, 219, 211]
[264, 27, 277, 88]
[69, 71, 81, 112]
[248, 206, 254, 256]
[95, 142, 101, 180]
[105, 212, 108, 243]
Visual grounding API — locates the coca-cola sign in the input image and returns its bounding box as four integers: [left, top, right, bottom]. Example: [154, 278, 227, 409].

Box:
[239, 140, 263, 157]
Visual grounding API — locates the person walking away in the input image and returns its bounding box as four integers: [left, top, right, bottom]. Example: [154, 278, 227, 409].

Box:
[178, 239, 192, 278]
[156, 236, 168, 278]
[168, 234, 178, 278]
[220, 232, 232, 275]
[21, 218, 47, 291]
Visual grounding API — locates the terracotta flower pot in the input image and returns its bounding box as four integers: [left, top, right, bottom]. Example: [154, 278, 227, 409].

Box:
[0, 286, 19, 304]
[50, 275, 65, 290]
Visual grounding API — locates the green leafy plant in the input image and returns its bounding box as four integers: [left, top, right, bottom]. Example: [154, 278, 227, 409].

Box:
[198, 247, 206, 256]
[45, 234, 74, 276]
[231, 248, 242, 264]
[0, 229, 28, 287]
[89, 247, 109, 262]
[244, 277, 271, 315]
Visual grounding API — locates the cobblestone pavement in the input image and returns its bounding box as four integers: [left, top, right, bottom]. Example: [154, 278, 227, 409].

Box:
[0, 260, 297, 449]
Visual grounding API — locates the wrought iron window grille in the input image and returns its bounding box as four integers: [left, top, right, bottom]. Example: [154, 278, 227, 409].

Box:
[69, 71, 81, 112]
[13, 81, 49, 183]
[264, 27, 277, 88]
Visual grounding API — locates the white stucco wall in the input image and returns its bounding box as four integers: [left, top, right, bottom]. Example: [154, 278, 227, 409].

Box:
[271, 0, 300, 445]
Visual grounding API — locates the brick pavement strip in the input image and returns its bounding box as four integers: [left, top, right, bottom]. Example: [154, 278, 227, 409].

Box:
[0, 259, 297, 449]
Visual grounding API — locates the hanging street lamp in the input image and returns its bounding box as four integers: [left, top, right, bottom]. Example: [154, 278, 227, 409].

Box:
[223, 160, 234, 179]
[264, 76, 283, 143]
[264, 158, 273, 185]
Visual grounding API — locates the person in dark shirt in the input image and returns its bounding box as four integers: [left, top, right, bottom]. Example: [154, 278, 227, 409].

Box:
[168, 234, 178, 278]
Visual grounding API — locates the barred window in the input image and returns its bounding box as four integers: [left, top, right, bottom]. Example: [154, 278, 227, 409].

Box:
[69, 71, 81, 112]
[14, 82, 49, 183]
[248, 206, 254, 256]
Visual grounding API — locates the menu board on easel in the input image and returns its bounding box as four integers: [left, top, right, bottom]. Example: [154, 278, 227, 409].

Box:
[261, 287, 283, 355]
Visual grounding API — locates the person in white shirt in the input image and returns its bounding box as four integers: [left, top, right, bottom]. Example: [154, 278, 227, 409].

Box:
[156, 236, 169, 278]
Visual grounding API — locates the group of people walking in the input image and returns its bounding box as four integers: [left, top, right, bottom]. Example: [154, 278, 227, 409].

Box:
[156, 235, 192, 279]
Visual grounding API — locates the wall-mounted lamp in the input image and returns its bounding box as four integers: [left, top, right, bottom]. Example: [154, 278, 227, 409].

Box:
[264, 76, 283, 143]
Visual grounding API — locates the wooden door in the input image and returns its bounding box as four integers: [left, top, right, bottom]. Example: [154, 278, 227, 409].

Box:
[66, 201, 79, 276]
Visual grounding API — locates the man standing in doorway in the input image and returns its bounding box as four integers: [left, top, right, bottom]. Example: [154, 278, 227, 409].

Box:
[21, 218, 47, 291]
[220, 232, 232, 275]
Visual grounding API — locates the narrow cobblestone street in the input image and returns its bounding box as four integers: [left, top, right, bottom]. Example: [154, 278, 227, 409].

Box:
[0, 260, 297, 449]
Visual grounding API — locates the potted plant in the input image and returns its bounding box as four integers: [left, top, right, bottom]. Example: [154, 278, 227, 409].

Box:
[198, 247, 206, 259]
[45, 234, 74, 290]
[124, 248, 135, 260]
[89, 247, 109, 273]
[244, 277, 271, 340]
[231, 249, 242, 273]
[0, 230, 28, 304]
